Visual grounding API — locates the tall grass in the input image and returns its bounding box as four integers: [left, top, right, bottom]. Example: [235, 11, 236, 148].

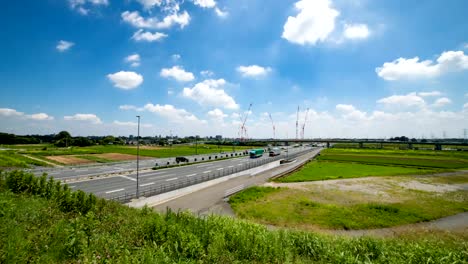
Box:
[0, 170, 466, 263]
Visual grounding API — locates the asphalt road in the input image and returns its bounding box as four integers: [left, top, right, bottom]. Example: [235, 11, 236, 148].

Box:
[60, 147, 314, 200]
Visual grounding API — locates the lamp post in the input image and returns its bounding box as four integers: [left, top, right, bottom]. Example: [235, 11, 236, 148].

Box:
[136, 115, 140, 199]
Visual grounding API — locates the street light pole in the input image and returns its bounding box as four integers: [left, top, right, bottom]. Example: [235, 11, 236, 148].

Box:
[136, 115, 140, 199]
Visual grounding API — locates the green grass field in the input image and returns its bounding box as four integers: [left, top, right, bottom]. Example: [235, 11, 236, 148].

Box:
[275, 161, 438, 182]
[0, 151, 50, 168]
[1, 170, 466, 263]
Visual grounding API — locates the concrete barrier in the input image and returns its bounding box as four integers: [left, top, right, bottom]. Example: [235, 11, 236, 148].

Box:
[127, 159, 282, 208]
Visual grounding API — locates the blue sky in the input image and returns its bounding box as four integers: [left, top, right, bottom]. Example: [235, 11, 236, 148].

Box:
[1, 0, 467, 138]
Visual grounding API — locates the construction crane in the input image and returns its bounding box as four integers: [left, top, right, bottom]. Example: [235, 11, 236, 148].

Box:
[240, 103, 252, 141]
[268, 113, 275, 139]
[295, 106, 300, 139]
[300, 108, 309, 139]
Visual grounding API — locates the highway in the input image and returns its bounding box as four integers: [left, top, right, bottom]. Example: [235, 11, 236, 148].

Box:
[59, 146, 314, 201]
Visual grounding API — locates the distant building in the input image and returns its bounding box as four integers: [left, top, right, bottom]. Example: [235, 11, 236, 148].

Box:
[215, 135, 222, 140]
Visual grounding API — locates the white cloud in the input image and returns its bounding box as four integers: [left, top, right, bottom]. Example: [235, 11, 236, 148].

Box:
[464, 103, 468, 110]
[376, 50, 468, 81]
[418, 91, 442, 97]
[113, 120, 152, 128]
[132, 29, 168, 42]
[236, 65, 272, 78]
[282, 0, 339, 45]
[107, 71, 144, 90]
[432, 97, 451, 107]
[143, 103, 201, 123]
[28, 113, 54, 121]
[119, 105, 143, 111]
[64, 113, 102, 124]
[200, 70, 214, 77]
[214, 7, 228, 18]
[160, 66, 195, 82]
[136, 0, 162, 10]
[377, 93, 426, 108]
[343, 23, 370, 39]
[56, 40, 74, 52]
[182, 79, 239, 110]
[207, 108, 227, 121]
[336, 104, 356, 112]
[121, 10, 190, 29]
[0, 108, 23, 117]
[172, 54, 181, 61]
[69, 0, 108, 15]
[193, 0, 216, 8]
[125, 54, 141, 67]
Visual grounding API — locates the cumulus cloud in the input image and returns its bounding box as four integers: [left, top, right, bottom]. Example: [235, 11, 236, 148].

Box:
[0, 108, 24, 117]
[107, 71, 144, 90]
[182, 79, 239, 110]
[132, 29, 168, 42]
[113, 120, 153, 128]
[28, 113, 54, 121]
[432, 97, 452, 107]
[136, 0, 162, 10]
[418, 91, 442, 97]
[377, 93, 426, 109]
[143, 103, 202, 123]
[64, 113, 102, 124]
[343, 23, 370, 39]
[172, 54, 181, 61]
[160, 66, 195, 82]
[0, 108, 53, 121]
[207, 108, 227, 121]
[193, 0, 228, 17]
[119, 105, 143, 111]
[200, 70, 214, 77]
[121, 10, 190, 29]
[237, 65, 272, 78]
[56, 40, 74, 52]
[376, 50, 468, 81]
[125, 54, 141, 67]
[282, 0, 339, 45]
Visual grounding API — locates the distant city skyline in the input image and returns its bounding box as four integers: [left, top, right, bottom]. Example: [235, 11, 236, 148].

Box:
[1, 0, 467, 138]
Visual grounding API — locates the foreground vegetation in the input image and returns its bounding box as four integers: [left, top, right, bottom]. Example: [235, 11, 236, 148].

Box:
[1, 171, 467, 263]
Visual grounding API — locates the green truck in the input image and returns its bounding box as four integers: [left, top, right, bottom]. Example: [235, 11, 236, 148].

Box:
[249, 148, 264, 158]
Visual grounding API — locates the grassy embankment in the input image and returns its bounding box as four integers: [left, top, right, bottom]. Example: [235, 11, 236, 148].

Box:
[0, 144, 256, 167]
[0, 151, 50, 168]
[1, 170, 466, 263]
[229, 148, 468, 230]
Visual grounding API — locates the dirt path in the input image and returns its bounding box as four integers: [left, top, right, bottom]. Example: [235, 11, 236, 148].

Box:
[22, 154, 62, 167]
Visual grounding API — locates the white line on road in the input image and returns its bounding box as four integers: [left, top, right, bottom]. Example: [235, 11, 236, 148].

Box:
[105, 188, 125, 194]
[237, 164, 243, 166]
[186, 173, 197, 177]
[203, 170, 211, 174]
[228, 165, 234, 168]
[120, 175, 137, 181]
[166, 177, 178, 181]
[217, 168, 224, 170]
[197, 164, 211, 168]
[140, 182, 155, 187]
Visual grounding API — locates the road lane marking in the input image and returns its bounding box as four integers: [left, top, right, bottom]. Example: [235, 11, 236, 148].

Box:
[237, 164, 243, 166]
[120, 175, 137, 181]
[166, 177, 178, 181]
[217, 168, 224, 170]
[203, 170, 211, 173]
[105, 188, 125, 194]
[140, 182, 155, 187]
[186, 173, 197, 177]
[197, 164, 211, 168]
[228, 165, 234, 168]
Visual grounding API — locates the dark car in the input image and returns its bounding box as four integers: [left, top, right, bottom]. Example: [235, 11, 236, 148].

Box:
[175, 157, 189, 163]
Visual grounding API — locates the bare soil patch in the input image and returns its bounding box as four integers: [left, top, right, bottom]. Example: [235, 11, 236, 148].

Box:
[93, 153, 150, 161]
[46, 155, 94, 165]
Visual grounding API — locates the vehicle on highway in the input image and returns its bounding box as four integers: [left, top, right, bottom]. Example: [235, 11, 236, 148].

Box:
[249, 149, 264, 158]
[175, 156, 189, 163]
[269, 147, 281, 156]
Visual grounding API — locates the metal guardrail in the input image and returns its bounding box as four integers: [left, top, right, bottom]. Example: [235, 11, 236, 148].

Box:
[104, 148, 313, 203]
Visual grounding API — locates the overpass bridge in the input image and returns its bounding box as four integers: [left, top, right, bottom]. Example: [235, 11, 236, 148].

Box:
[248, 139, 468, 151]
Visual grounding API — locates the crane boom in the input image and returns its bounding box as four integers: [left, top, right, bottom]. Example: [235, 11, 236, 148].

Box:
[240, 103, 252, 141]
[268, 113, 275, 139]
[295, 106, 300, 139]
[301, 108, 309, 139]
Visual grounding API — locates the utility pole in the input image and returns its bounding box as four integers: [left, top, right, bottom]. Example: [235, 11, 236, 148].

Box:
[195, 135, 198, 155]
[136, 115, 140, 199]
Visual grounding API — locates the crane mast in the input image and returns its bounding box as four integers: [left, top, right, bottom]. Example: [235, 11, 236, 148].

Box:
[240, 103, 252, 141]
[301, 108, 309, 139]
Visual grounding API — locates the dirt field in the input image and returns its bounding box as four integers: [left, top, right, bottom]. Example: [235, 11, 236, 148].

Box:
[93, 153, 150, 161]
[45, 155, 94, 165]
